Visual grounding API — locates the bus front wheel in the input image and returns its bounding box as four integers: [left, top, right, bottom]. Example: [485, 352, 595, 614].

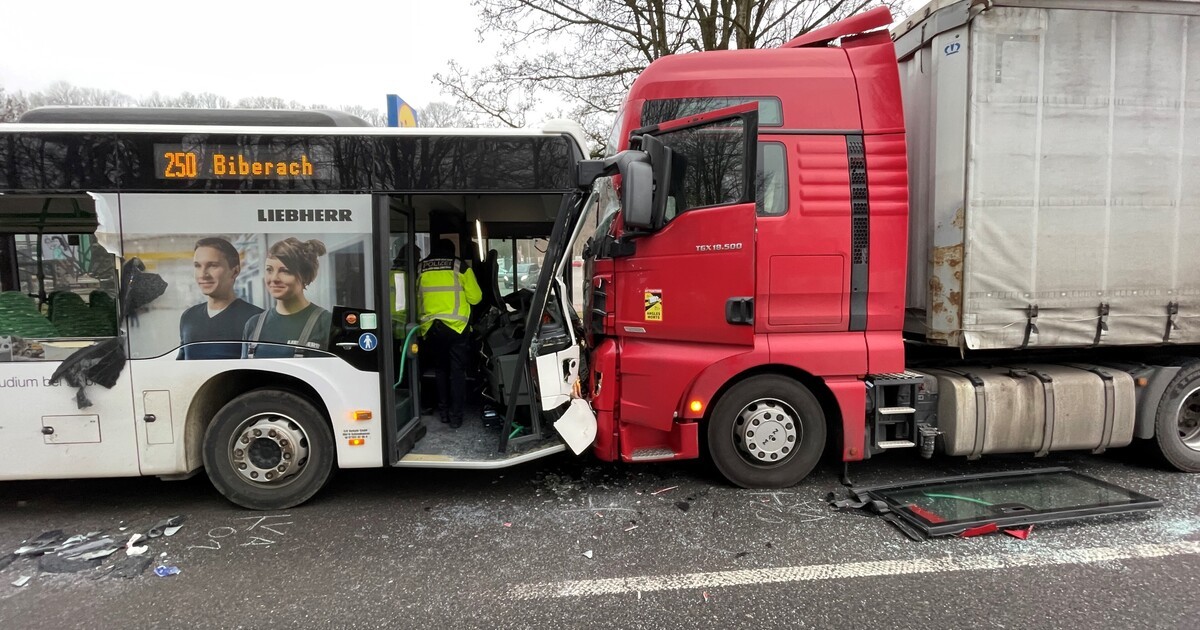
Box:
[203, 389, 335, 510]
[706, 375, 826, 488]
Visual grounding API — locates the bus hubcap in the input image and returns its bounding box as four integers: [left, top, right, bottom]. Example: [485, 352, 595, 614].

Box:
[1179, 387, 1200, 452]
[734, 398, 800, 465]
[230, 414, 310, 485]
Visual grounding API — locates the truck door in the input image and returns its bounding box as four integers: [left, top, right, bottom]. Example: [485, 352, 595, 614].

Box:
[614, 104, 759, 347]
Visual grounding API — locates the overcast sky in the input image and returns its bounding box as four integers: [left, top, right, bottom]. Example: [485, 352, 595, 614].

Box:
[0, 0, 496, 110]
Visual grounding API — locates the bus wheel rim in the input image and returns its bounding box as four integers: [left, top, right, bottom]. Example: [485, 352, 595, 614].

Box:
[229, 412, 311, 486]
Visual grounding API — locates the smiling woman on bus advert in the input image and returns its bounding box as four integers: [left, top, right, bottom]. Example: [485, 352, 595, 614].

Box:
[243, 238, 332, 358]
[179, 237, 262, 359]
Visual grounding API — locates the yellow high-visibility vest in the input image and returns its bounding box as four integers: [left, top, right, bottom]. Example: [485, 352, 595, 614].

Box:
[417, 257, 481, 335]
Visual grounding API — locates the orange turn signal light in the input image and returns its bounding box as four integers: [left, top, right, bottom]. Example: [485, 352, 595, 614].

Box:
[353, 410, 372, 421]
[345, 313, 358, 326]
[348, 438, 366, 446]
[689, 400, 704, 413]
[410, 343, 419, 354]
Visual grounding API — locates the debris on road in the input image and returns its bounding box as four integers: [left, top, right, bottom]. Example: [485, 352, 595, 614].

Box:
[38, 554, 101, 574]
[624, 524, 639, 532]
[11, 575, 31, 588]
[3, 515, 188, 580]
[108, 556, 153, 579]
[125, 533, 149, 556]
[827, 468, 1159, 541]
[14, 530, 65, 556]
[582, 550, 594, 559]
[702, 591, 710, 603]
[154, 565, 181, 577]
[1004, 526, 1034, 540]
[650, 486, 678, 496]
[146, 515, 186, 539]
[675, 501, 691, 513]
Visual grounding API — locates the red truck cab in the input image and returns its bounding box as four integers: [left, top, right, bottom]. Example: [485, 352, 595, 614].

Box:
[583, 8, 911, 485]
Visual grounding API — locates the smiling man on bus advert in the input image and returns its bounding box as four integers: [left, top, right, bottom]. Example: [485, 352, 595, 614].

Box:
[178, 237, 262, 359]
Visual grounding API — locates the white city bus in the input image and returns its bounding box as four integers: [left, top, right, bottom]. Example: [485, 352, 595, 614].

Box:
[0, 108, 598, 509]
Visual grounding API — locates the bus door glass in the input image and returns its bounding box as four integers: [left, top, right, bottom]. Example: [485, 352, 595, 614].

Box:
[388, 202, 423, 461]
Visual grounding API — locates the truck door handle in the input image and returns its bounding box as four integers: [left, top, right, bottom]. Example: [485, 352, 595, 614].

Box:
[42, 426, 54, 435]
[726, 297, 754, 325]
[143, 414, 157, 423]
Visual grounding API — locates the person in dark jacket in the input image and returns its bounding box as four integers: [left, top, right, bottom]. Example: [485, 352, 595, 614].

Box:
[179, 237, 261, 359]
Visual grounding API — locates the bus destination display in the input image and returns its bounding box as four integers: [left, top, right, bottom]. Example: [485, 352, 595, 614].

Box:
[154, 144, 323, 180]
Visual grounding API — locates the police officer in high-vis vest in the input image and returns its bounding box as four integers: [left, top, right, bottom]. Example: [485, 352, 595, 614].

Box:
[417, 239, 482, 428]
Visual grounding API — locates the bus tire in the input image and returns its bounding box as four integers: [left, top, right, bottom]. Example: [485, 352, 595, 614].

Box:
[707, 375, 826, 488]
[1154, 362, 1200, 473]
[203, 389, 335, 510]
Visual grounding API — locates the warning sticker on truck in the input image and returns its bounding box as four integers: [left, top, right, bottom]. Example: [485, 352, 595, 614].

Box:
[644, 290, 663, 321]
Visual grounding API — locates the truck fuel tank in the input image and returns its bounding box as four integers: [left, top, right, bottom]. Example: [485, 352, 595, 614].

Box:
[919, 364, 1134, 458]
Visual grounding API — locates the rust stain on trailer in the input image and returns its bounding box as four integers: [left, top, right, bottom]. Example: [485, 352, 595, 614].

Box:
[931, 243, 963, 269]
[928, 242, 965, 341]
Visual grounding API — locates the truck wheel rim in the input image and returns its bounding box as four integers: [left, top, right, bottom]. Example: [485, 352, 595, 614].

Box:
[228, 413, 311, 486]
[1178, 386, 1200, 452]
[732, 398, 801, 466]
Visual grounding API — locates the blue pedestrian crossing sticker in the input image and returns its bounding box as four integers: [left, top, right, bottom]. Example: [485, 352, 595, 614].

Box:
[358, 333, 378, 351]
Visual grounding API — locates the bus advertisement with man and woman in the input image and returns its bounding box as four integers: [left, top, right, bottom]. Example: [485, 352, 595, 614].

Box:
[115, 194, 374, 361]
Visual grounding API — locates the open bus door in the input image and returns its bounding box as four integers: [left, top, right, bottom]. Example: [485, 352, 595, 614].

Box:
[500, 192, 597, 454]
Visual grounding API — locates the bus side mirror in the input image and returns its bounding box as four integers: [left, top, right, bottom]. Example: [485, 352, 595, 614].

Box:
[621, 160, 655, 231]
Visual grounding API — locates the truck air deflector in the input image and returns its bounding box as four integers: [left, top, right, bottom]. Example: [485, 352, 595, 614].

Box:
[854, 467, 1161, 538]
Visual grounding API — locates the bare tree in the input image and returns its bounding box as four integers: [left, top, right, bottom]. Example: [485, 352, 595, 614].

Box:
[139, 91, 233, 108]
[417, 101, 475, 128]
[437, 0, 908, 150]
[26, 81, 135, 108]
[1, 86, 28, 122]
[337, 104, 389, 127]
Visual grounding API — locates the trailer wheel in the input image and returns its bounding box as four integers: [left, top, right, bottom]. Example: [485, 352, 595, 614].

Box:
[1155, 363, 1200, 472]
[203, 389, 335, 510]
[706, 375, 826, 488]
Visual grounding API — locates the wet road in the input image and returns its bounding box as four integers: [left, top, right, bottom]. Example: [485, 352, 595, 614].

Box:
[1, 450, 1198, 629]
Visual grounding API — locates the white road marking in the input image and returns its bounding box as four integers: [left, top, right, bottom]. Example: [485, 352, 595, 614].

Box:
[508, 540, 1200, 599]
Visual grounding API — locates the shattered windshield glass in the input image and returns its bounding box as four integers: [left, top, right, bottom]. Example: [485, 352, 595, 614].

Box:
[859, 468, 1161, 537]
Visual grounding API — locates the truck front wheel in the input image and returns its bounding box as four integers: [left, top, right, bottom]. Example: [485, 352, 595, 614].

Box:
[1155, 363, 1200, 472]
[707, 375, 826, 488]
[203, 389, 336, 510]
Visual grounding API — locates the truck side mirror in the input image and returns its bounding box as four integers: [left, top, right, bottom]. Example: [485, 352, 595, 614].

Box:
[621, 160, 655, 231]
[641, 135, 673, 230]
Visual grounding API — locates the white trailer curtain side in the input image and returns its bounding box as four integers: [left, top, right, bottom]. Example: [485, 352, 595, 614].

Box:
[896, 0, 1200, 350]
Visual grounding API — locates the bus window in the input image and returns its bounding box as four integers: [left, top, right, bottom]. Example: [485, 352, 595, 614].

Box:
[0, 196, 119, 360]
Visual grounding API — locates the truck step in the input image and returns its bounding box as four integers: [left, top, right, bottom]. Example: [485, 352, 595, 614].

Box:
[876, 440, 916, 449]
[629, 447, 676, 462]
[878, 406, 916, 415]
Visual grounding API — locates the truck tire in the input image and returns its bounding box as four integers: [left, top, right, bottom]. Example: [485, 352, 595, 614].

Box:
[1154, 362, 1200, 472]
[203, 389, 335, 510]
[707, 375, 826, 488]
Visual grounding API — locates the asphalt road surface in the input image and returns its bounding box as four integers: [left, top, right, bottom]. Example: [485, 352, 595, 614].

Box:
[1, 448, 1198, 629]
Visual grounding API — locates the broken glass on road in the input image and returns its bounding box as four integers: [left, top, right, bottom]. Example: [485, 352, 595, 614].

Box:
[853, 467, 1161, 538]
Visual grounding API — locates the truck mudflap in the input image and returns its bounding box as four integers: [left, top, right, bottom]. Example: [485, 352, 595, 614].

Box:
[833, 467, 1161, 539]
